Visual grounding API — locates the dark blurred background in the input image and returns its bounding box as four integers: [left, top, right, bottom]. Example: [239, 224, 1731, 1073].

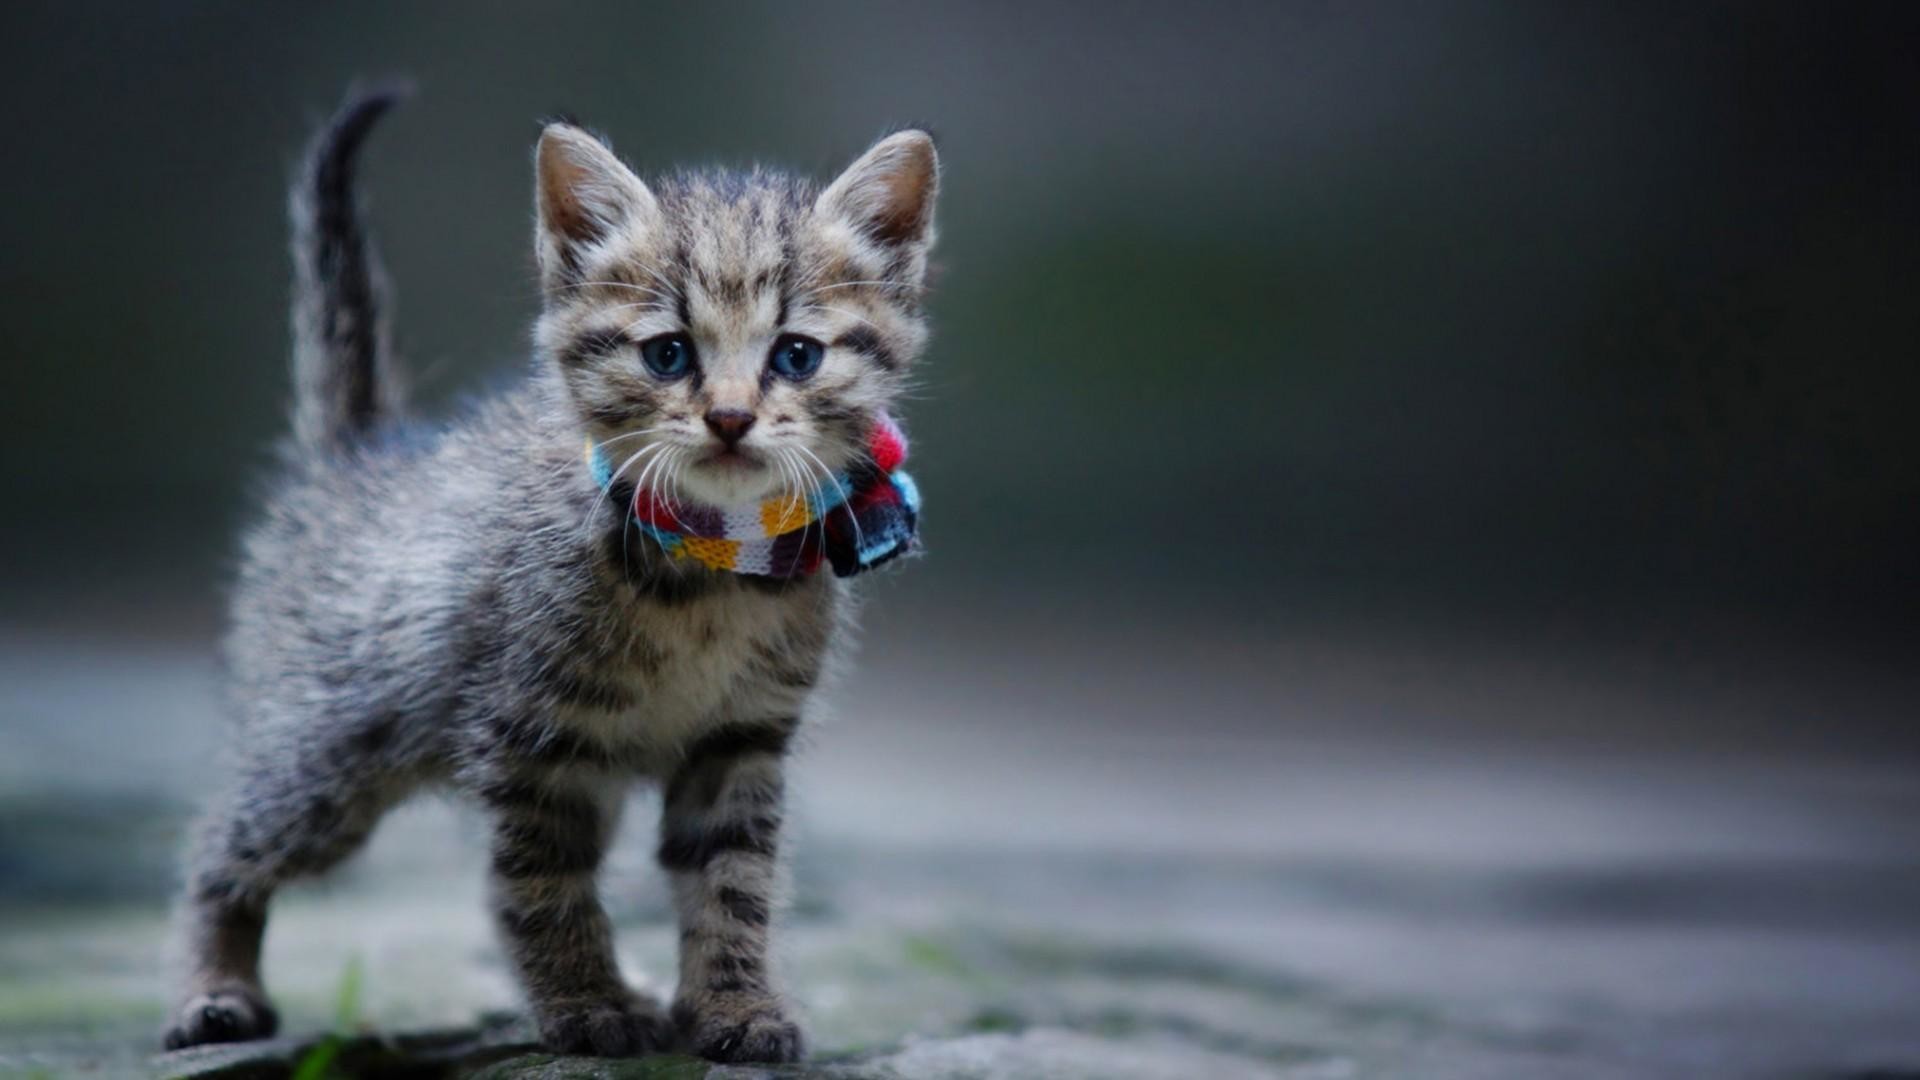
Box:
[6, 4, 1917, 740]
[3, 4, 1919, 1075]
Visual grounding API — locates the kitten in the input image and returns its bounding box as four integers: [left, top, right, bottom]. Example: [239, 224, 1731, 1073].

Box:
[163, 87, 936, 1064]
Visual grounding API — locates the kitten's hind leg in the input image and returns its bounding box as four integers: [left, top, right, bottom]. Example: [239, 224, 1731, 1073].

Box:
[164, 753, 401, 1049]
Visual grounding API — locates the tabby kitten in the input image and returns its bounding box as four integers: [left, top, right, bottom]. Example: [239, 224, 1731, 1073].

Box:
[163, 88, 936, 1064]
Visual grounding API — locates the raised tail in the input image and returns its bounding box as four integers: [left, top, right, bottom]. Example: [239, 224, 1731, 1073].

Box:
[288, 84, 410, 451]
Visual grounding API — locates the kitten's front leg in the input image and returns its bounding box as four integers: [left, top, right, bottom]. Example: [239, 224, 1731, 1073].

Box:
[483, 773, 668, 1056]
[658, 719, 805, 1064]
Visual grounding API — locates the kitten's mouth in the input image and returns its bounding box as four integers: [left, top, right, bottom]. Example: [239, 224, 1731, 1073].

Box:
[700, 447, 763, 471]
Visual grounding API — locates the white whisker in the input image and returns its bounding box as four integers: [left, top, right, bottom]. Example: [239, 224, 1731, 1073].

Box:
[549, 425, 669, 486]
[592, 298, 676, 318]
[630, 450, 665, 572]
[778, 447, 813, 577]
[664, 449, 692, 523]
[793, 279, 923, 300]
[780, 448, 807, 519]
[631, 444, 673, 518]
[794, 443, 864, 554]
[544, 269, 685, 301]
[577, 441, 665, 544]
[794, 302, 882, 332]
[589, 426, 672, 455]
[544, 281, 666, 303]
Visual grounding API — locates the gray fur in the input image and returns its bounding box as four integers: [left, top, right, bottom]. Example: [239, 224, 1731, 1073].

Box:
[165, 91, 939, 1064]
[288, 85, 409, 451]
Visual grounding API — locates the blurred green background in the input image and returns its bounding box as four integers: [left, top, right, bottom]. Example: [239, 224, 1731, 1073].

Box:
[6, 3, 1917, 677]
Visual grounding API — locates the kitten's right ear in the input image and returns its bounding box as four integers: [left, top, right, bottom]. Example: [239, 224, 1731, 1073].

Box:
[534, 124, 657, 285]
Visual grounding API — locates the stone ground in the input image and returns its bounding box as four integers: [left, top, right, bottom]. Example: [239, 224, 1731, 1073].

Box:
[4, 603, 1920, 1078]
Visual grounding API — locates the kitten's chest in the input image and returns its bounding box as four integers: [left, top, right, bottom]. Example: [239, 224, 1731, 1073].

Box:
[571, 574, 835, 758]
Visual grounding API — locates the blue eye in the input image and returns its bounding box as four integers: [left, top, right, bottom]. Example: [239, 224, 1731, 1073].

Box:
[641, 334, 695, 379]
[768, 335, 824, 380]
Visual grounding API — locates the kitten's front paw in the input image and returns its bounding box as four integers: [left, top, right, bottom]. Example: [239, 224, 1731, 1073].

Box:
[538, 994, 671, 1057]
[674, 995, 806, 1064]
[162, 986, 279, 1049]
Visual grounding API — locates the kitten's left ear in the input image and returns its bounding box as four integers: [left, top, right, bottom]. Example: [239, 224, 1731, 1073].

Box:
[816, 129, 939, 254]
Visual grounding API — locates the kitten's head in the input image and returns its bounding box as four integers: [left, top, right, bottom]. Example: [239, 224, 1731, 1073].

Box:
[531, 124, 937, 506]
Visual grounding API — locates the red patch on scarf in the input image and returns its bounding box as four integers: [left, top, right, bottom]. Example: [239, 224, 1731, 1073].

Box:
[868, 417, 907, 473]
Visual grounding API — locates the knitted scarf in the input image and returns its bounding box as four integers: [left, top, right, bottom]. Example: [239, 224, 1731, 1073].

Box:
[587, 414, 919, 580]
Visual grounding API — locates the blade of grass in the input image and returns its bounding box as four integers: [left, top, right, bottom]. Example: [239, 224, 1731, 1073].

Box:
[288, 954, 364, 1080]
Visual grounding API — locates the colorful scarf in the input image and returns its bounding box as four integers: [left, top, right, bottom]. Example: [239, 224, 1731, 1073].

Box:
[587, 414, 919, 579]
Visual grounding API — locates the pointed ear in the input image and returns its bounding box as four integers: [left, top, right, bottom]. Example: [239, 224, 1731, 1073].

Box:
[816, 129, 939, 251]
[534, 123, 656, 284]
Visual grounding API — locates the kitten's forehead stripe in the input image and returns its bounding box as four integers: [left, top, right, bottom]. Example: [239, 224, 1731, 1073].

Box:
[655, 170, 814, 333]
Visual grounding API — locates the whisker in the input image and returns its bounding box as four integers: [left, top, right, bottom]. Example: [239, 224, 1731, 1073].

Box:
[785, 450, 814, 546]
[791, 445, 821, 576]
[793, 302, 882, 332]
[631, 444, 673, 519]
[768, 446, 791, 507]
[616, 310, 681, 341]
[551, 425, 674, 486]
[591, 298, 677, 318]
[574, 430, 671, 490]
[628, 449, 667, 571]
[638, 442, 690, 535]
[775, 447, 812, 579]
[633, 264, 688, 298]
[544, 268, 685, 300]
[793, 443, 864, 556]
[664, 447, 694, 531]
[589, 426, 674, 454]
[780, 448, 806, 519]
[663, 449, 689, 521]
[578, 441, 664, 544]
[792, 280, 924, 301]
[543, 281, 673, 303]
[622, 472, 638, 577]
[779, 447, 813, 578]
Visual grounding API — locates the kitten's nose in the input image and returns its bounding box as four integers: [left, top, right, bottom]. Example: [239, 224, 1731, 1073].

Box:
[703, 408, 756, 446]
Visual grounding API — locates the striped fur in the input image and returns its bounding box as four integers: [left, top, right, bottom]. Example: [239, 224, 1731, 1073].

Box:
[659, 718, 803, 1061]
[164, 90, 938, 1065]
[288, 85, 409, 451]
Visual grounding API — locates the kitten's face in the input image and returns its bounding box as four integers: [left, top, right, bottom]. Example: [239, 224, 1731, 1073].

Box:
[532, 127, 936, 507]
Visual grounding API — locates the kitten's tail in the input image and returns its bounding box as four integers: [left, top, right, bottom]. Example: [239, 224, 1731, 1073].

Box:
[288, 84, 410, 451]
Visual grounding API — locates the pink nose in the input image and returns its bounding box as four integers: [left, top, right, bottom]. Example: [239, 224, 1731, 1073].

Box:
[704, 409, 756, 446]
